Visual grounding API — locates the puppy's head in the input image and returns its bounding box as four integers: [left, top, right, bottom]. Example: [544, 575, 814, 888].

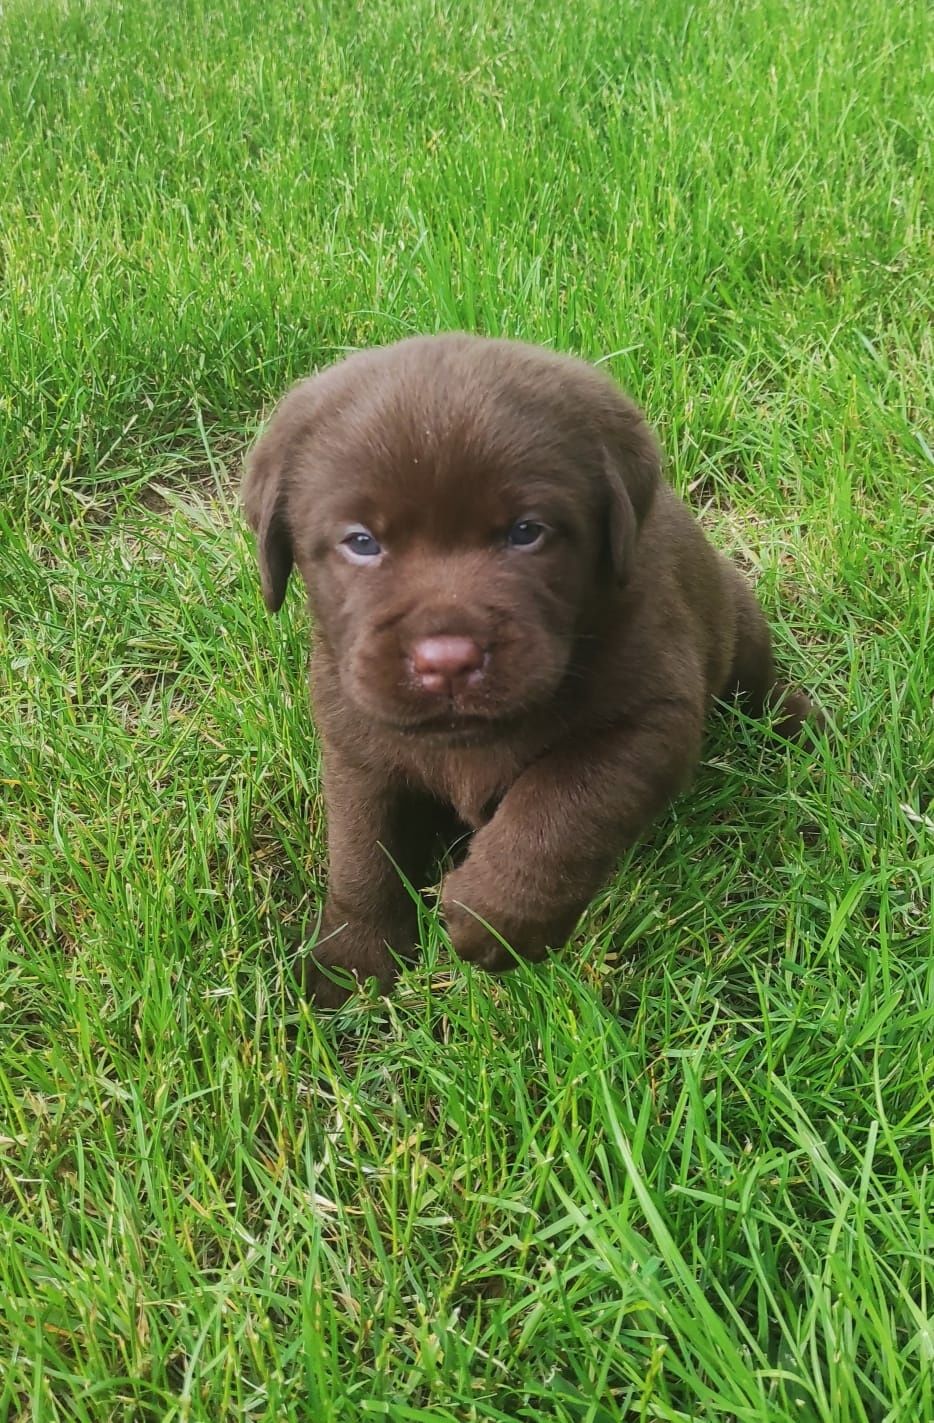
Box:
[242, 335, 659, 739]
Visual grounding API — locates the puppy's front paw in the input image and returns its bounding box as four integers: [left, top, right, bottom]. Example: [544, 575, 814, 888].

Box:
[441, 869, 557, 973]
[770, 683, 826, 741]
[300, 917, 400, 1008]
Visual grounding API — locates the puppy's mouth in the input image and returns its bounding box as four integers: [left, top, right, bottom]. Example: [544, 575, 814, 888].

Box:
[382, 710, 507, 743]
[344, 668, 518, 740]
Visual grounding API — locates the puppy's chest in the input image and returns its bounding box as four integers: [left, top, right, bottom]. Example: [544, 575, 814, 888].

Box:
[404, 744, 523, 829]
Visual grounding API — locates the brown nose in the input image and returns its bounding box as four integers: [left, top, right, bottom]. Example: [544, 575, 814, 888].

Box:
[410, 636, 485, 695]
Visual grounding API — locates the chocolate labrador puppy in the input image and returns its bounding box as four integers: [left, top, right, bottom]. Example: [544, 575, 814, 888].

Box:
[243, 334, 815, 1006]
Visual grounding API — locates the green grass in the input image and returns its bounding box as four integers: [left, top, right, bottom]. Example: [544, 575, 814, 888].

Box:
[1, 0, 932, 1416]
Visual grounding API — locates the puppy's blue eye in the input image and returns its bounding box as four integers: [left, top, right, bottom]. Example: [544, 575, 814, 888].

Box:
[506, 519, 546, 550]
[341, 528, 382, 560]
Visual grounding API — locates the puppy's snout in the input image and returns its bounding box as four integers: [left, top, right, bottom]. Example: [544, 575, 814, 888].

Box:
[410, 635, 486, 696]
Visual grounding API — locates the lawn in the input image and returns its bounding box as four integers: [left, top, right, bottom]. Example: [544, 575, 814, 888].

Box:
[0, 0, 931, 1417]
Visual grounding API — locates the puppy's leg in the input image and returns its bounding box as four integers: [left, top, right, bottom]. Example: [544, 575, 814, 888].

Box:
[442, 696, 705, 973]
[725, 573, 816, 739]
[305, 756, 448, 1007]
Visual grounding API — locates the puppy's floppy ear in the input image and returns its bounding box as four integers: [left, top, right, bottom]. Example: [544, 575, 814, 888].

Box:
[241, 377, 320, 613]
[600, 394, 661, 584]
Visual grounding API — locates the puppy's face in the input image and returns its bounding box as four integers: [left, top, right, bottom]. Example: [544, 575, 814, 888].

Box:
[299, 432, 600, 737]
[243, 336, 659, 740]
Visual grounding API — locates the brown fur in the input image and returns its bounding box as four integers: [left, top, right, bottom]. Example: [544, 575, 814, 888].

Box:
[242, 334, 816, 1005]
